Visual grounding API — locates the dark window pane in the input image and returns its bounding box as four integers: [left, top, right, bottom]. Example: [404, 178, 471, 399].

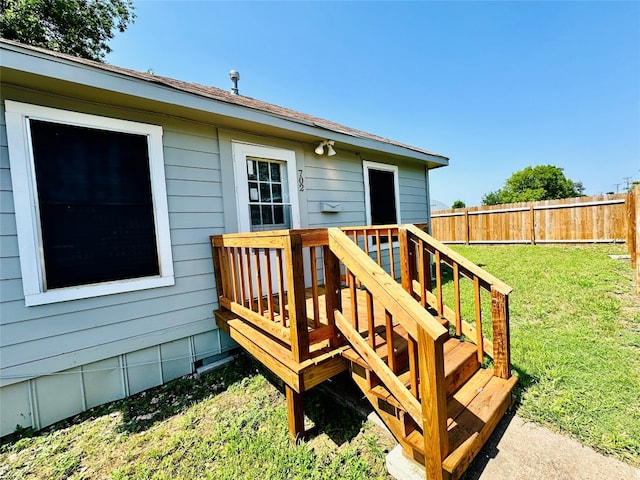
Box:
[270, 163, 281, 182]
[273, 205, 284, 224]
[368, 169, 397, 225]
[272, 183, 282, 202]
[261, 205, 273, 224]
[29, 119, 159, 289]
[247, 160, 257, 180]
[259, 183, 271, 202]
[258, 161, 269, 181]
[250, 205, 262, 225]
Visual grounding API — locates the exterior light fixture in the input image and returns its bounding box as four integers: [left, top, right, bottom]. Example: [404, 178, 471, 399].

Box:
[315, 140, 336, 156]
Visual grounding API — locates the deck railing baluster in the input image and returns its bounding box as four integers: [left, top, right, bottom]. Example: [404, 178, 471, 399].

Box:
[238, 247, 247, 307]
[254, 248, 264, 316]
[453, 263, 461, 336]
[230, 247, 240, 304]
[309, 246, 320, 328]
[265, 248, 275, 321]
[349, 271, 358, 329]
[365, 288, 375, 349]
[244, 248, 254, 311]
[434, 250, 443, 316]
[388, 228, 395, 279]
[473, 275, 484, 362]
[276, 248, 286, 327]
[418, 240, 427, 308]
[385, 309, 395, 372]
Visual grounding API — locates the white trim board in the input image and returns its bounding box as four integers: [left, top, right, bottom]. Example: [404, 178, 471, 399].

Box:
[231, 141, 301, 232]
[362, 160, 402, 226]
[4, 100, 175, 306]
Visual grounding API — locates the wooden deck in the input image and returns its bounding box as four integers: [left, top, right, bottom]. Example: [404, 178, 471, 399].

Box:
[211, 225, 515, 480]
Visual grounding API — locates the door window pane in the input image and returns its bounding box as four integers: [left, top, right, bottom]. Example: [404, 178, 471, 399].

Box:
[270, 162, 281, 182]
[247, 158, 291, 231]
[259, 183, 271, 202]
[272, 183, 282, 202]
[258, 161, 270, 181]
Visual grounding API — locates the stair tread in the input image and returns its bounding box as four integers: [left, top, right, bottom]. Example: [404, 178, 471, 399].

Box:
[443, 372, 517, 477]
[403, 369, 517, 477]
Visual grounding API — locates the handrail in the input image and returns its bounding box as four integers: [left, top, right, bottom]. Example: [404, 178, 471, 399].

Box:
[328, 227, 449, 475]
[404, 224, 512, 379]
[406, 224, 512, 295]
[328, 228, 448, 341]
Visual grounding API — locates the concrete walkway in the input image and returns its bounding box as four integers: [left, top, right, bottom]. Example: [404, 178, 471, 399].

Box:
[383, 412, 640, 480]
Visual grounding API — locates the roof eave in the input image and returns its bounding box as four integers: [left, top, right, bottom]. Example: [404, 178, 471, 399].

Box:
[0, 41, 449, 167]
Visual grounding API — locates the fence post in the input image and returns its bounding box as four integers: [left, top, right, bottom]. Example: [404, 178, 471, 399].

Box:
[629, 185, 640, 295]
[529, 204, 536, 245]
[628, 187, 637, 269]
[464, 209, 470, 245]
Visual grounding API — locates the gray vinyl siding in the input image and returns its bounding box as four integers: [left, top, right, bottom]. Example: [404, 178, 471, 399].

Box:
[0, 88, 230, 434]
[303, 149, 429, 228]
[304, 150, 367, 228]
[398, 161, 429, 224]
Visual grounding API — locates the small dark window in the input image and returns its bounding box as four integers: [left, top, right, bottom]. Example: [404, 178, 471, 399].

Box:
[368, 168, 398, 225]
[29, 120, 160, 289]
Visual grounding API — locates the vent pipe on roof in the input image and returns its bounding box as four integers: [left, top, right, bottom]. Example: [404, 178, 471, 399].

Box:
[229, 70, 240, 95]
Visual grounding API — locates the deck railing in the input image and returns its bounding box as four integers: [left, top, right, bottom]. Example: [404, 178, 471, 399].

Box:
[403, 224, 513, 379]
[211, 224, 512, 479]
[327, 227, 450, 478]
[211, 229, 337, 363]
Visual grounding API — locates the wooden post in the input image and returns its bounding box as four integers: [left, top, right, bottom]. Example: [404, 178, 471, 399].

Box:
[285, 385, 305, 443]
[211, 239, 224, 306]
[285, 233, 309, 362]
[491, 288, 511, 379]
[464, 209, 470, 245]
[399, 227, 411, 293]
[323, 245, 342, 347]
[632, 185, 640, 295]
[627, 186, 638, 270]
[529, 204, 536, 245]
[417, 329, 447, 480]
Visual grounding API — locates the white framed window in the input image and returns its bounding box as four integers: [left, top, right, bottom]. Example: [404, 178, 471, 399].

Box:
[231, 141, 300, 233]
[5, 101, 174, 306]
[363, 160, 401, 228]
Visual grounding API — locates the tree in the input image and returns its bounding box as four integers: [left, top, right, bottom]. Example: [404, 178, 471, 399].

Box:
[451, 199, 466, 209]
[0, 0, 135, 61]
[482, 165, 584, 206]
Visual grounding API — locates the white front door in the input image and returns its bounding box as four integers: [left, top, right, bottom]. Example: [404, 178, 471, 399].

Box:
[232, 141, 300, 233]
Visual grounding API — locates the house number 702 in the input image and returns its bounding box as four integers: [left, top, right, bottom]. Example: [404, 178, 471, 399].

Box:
[298, 169, 304, 191]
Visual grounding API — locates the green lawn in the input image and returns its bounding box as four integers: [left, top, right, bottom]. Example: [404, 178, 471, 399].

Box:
[0, 354, 394, 480]
[1, 244, 638, 478]
[448, 244, 640, 464]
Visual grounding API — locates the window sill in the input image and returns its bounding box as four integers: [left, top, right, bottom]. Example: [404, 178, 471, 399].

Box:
[24, 275, 175, 307]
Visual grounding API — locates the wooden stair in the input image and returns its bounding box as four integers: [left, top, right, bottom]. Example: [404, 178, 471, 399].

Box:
[342, 326, 517, 480]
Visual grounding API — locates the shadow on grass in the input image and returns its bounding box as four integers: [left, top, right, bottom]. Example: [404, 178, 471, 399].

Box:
[254, 360, 370, 446]
[0, 352, 256, 447]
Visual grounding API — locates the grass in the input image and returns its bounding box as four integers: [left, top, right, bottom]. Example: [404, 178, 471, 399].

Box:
[0, 354, 394, 479]
[447, 244, 640, 465]
[1, 244, 638, 477]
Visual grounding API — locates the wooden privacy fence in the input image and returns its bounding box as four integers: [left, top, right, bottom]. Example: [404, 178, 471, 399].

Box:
[431, 193, 628, 245]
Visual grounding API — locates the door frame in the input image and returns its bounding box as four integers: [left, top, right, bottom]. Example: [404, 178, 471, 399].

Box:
[231, 141, 301, 233]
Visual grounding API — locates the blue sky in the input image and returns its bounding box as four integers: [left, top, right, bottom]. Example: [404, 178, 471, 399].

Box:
[108, 1, 640, 207]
